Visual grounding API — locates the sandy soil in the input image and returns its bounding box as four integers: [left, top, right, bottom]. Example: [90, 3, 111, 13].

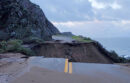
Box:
[0, 53, 27, 83]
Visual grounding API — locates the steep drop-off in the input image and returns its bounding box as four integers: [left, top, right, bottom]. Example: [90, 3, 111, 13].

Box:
[0, 0, 59, 41]
[33, 42, 114, 64]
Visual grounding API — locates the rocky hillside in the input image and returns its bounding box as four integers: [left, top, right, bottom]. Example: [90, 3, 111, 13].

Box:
[0, 0, 59, 41]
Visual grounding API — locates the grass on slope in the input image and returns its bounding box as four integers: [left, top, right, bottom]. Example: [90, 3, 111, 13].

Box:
[0, 39, 35, 56]
[72, 36, 93, 43]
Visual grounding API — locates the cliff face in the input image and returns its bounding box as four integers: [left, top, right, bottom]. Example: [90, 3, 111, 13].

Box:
[33, 42, 114, 64]
[0, 0, 59, 41]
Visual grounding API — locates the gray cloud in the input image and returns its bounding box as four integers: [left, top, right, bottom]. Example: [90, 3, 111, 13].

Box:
[31, 0, 130, 38]
[53, 20, 130, 38]
[31, 0, 130, 21]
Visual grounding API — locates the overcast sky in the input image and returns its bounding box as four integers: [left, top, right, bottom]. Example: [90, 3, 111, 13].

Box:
[31, 0, 130, 38]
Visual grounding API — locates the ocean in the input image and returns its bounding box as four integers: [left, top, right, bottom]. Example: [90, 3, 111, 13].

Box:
[94, 38, 130, 58]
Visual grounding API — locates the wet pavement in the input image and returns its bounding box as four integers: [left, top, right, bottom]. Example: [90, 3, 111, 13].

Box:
[1, 57, 130, 83]
[0, 57, 66, 83]
[28, 57, 130, 83]
[28, 57, 65, 72]
[72, 63, 130, 83]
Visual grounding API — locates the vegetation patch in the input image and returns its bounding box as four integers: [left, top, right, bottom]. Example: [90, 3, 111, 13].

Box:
[22, 37, 44, 44]
[72, 36, 93, 43]
[0, 39, 35, 56]
[72, 35, 130, 63]
[94, 42, 130, 63]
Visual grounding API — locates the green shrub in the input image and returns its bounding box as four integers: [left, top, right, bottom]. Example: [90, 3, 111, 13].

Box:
[107, 51, 128, 63]
[94, 41, 129, 63]
[0, 41, 7, 51]
[7, 39, 23, 51]
[8, 39, 23, 45]
[23, 37, 44, 44]
[0, 39, 35, 56]
[0, 49, 4, 53]
[20, 47, 35, 56]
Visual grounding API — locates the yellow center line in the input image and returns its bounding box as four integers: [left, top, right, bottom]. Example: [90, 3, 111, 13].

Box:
[64, 59, 73, 74]
[64, 59, 68, 73]
[69, 62, 72, 74]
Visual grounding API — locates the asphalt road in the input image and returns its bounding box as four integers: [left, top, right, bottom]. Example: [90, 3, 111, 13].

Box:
[52, 35, 74, 42]
[28, 57, 130, 82]
[2, 57, 130, 83]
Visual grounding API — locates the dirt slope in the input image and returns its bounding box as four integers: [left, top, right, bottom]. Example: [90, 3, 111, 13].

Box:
[33, 42, 113, 64]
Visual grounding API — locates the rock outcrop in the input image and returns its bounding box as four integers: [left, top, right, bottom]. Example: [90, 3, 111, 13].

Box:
[0, 0, 59, 41]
